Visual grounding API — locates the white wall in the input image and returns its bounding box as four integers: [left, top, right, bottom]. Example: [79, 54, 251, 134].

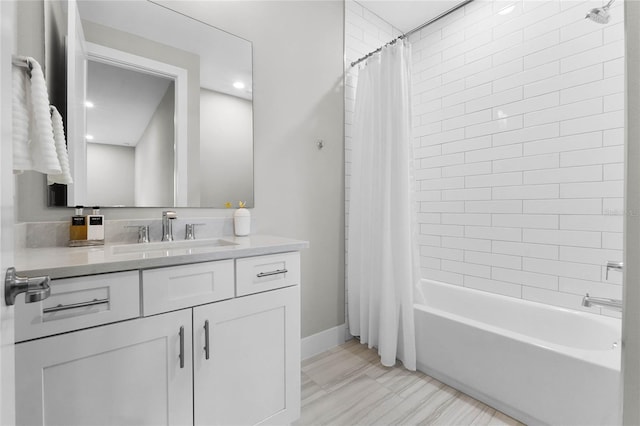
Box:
[135, 84, 175, 206]
[14, 1, 345, 339]
[409, 0, 625, 315]
[86, 144, 135, 206]
[200, 89, 253, 206]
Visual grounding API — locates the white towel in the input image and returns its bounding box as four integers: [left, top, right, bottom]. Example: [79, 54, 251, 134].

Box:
[47, 106, 73, 185]
[12, 64, 32, 172]
[12, 56, 61, 175]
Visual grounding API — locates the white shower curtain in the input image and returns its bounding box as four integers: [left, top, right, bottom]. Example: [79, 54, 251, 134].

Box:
[347, 39, 418, 371]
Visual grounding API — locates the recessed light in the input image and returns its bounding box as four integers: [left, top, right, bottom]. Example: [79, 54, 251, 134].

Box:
[86, 134, 94, 141]
[233, 81, 245, 90]
[85, 101, 94, 108]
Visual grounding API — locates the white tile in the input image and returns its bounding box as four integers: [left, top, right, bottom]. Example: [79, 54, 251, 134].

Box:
[523, 258, 601, 281]
[523, 228, 601, 248]
[420, 56, 465, 82]
[441, 236, 492, 252]
[442, 213, 491, 226]
[492, 123, 559, 147]
[422, 268, 464, 286]
[466, 58, 523, 89]
[466, 30, 523, 64]
[523, 199, 602, 214]
[559, 277, 622, 299]
[560, 181, 623, 198]
[442, 260, 491, 278]
[421, 201, 465, 213]
[560, 75, 624, 105]
[441, 188, 491, 202]
[421, 80, 466, 104]
[465, 144, 522, 163]
[522, 286, 597, 313]
[443, 30, 494, 62]
[420, 256, 441, 270]
[422, 246, 464, 261]
[442, 83, 493, 108]
[559, 215, 622, 232]
[442, 161, 492, 177]
[465, 200, 523, 214]
[443, 110, 493, 131]
[523, 165, 603, 184]
[415, 167, 441, 181]
[442, 57, 493, 86]
[466, 115, 524, 139]
[415, 190, 441, 202]
[561, 40, 624, 73]
[417, 234, 441, 247]
[493, 92, 559, 120]
[559, 246, 623, 265]
[493, 29, 559, 66]
[464, 276, 522, 298]
[421, 224, 464, 237]
[492, 240, 559, 260]
[604, 128, 624, 146]
[414, 145, 441, 159]
[523, 132, 602, 156]
[414, 122, 442, 138]
[421, 129, 465, 147]
[524, 63, 602, 98]
[491, 267, 558, 290]
[524, 98, 602, 127]
[420, 104, 465, 125]
[492, 214, 559, 229]
[493, 0, 559, 40]
[604, 57, 624, 78]
[602, 232, 623, 250]
[421, 153, 465, 168]
[604, 93, 624, 112]
[417, 213, 441, 224]
[559, 145, 623, 167]
[603, 198, 624, 216]
[493, 153, 559, 173]
[466, 87, 523, 114]
[492, 184, 559, 200]
[465, 225, 522, 242]
[523, 31, 602, 70]
[421, 177, 465, 190]
[494, 61, 559, 93]
[442, 136, 492, 155]
[604, 164, 624, 181]
[465, 172, 523, 188]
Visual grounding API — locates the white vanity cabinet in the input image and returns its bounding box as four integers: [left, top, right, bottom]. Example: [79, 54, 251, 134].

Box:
[15, 309, 194, 426]
[15, 248, 302, 426]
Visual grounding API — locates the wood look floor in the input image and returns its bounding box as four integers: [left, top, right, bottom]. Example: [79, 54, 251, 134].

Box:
[295, 339, 524, 426]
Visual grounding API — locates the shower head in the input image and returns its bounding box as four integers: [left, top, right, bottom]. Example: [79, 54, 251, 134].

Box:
[586, 0, 614, 24]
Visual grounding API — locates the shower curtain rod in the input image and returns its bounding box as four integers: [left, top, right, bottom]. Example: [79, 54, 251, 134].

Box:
[349, 0, 474, 68]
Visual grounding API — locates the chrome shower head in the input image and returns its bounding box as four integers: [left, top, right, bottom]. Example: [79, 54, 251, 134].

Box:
[586, 0, 614, 24]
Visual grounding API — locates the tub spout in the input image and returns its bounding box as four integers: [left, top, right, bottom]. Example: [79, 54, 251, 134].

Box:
[582, 293, 622, 312]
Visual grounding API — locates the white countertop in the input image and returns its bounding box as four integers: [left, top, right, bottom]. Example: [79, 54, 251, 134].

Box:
[15, 235, 309, 279]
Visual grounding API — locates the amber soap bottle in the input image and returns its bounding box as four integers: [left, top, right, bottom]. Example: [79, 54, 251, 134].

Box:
[69, 206, 87, 241]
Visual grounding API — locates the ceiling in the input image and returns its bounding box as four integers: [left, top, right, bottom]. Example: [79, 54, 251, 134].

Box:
[356, 0, 467, 33]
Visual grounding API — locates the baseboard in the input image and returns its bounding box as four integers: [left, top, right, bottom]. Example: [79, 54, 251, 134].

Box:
[301, 324, 348, 360]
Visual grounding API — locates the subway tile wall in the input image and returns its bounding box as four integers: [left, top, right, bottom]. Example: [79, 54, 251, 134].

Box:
[409, 0, 624, 316]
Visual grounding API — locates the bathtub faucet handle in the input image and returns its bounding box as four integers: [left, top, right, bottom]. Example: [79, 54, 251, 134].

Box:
[605, 261, 623, 280]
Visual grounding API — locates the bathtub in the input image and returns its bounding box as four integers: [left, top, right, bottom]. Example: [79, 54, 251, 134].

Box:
[414, 279, 621, 426]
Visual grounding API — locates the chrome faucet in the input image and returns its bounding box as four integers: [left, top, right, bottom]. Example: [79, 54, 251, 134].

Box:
[606, 261, 623, 280]
[162, 211, 178, 241]
[582, 293, 622, 312]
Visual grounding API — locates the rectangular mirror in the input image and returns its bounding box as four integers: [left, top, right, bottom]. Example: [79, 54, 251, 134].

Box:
[46, 0, 254, 208]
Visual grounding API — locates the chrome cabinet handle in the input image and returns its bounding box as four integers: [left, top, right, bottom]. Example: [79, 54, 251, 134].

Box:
[204, 320, 210, 360]
[606, 261, 623, 280]
[256, 269, 288, 278]
[5, 267, 51, 306]
[179, 326, 185, 369]
[43, 298, 108, 314]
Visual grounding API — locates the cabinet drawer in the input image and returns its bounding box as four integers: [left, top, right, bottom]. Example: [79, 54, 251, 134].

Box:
[15, 271, 140, 342]
[142, 260, 234, 316]
[235, 252, 300, 296]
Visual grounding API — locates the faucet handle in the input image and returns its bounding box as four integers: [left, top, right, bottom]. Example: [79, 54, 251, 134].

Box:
[163, 210, 177, 220]
[606, 261, 623, 280]
[126, 225, 150, 243]
[185, 223, 205, 240]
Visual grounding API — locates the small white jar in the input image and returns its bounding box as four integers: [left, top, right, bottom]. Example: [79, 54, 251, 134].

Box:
[233, 208, 251, 236]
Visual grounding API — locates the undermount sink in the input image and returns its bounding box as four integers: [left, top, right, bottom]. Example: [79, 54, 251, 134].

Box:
[110, 238, 238, 255]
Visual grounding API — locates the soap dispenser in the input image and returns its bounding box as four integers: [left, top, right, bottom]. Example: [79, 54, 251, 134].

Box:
[69, 205, 87, 243]
[87, 206, 105, 243]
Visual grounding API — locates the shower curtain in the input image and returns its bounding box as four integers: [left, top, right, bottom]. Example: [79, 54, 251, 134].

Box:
[347, 39, 418, 370]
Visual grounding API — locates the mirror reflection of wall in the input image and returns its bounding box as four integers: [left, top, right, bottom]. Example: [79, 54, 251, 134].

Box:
[85, 60, 175, 207]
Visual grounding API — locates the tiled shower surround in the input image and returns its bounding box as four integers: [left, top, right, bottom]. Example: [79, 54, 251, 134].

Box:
[346, 0, 625, 316]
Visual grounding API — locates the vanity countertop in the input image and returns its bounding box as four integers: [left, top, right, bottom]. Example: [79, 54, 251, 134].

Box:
[15, 235, 309, 279]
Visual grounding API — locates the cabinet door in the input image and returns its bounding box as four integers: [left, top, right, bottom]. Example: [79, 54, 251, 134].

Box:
[16, 310, 193, 426]
[193, 286, 300, 426]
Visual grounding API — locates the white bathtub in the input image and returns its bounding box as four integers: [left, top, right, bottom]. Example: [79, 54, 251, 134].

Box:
[414, 279, 621, 426]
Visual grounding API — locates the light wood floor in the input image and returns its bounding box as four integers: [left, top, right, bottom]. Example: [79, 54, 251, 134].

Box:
[295, 339, 524, 426]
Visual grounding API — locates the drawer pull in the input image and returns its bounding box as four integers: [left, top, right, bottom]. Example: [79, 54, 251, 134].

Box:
[179, 326, 185, 368]
[204, 320, 210, 360]
[42, 298, 109, 314]
[256, 269, 288, 278]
